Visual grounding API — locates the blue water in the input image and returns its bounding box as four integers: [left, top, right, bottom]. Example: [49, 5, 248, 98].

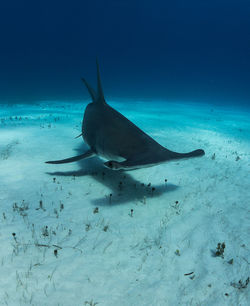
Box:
[0, 0, 249, 108]
[1, 3, 250, 303]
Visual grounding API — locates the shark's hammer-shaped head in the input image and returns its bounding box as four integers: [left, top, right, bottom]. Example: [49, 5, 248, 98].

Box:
[103, 160, 123, 170]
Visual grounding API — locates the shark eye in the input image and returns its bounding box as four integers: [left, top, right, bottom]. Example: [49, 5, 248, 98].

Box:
[108, 161, 113, 168]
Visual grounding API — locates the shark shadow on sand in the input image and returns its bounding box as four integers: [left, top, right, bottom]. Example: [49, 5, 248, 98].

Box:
[45, 60, 204, 204]
[46, 145, 178, 206]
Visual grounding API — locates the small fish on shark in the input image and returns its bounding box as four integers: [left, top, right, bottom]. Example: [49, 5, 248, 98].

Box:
[45, 61, 205, 170]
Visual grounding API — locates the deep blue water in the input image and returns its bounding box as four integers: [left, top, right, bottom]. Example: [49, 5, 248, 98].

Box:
[0, 0, 249, 108]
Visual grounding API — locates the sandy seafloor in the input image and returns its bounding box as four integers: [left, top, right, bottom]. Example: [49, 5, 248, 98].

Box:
[0, 100, 249, 306]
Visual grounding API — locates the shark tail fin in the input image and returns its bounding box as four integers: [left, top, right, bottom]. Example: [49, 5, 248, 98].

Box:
[81, 78, 97, 102]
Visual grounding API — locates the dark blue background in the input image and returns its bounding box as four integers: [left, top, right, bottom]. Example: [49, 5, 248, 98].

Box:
[0, 0, 249, 106]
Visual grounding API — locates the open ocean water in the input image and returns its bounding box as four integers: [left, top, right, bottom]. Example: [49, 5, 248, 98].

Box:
[0, 1, 250, 305]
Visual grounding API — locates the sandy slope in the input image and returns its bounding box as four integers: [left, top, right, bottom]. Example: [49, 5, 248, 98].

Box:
[0, 101, 249, 306]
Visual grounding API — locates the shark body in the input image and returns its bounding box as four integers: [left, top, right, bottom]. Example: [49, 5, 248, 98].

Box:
[46, 62, 205, 170]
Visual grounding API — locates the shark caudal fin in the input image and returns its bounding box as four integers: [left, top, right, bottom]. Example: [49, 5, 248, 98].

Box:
[81, 78, 97, 102]
[81, 59, 105, 104]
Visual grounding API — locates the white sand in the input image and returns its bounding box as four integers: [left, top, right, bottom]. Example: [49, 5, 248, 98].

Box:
[0, 100, 249, 306]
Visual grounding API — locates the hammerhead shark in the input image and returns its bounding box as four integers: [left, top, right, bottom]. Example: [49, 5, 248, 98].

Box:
[45, 62, 205, 170]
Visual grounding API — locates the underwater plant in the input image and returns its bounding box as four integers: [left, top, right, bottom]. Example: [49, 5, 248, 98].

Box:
[231, 277, 249, 289]
[215, 242, 226, 258]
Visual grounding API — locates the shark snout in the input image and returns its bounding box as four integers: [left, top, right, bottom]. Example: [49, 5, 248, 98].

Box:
[103, 160, 122, 170]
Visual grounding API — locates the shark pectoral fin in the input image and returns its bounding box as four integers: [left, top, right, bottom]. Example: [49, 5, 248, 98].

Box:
[45, 149, 94, 164]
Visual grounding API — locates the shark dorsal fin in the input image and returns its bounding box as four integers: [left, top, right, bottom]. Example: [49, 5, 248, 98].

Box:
[96, 59, 105, 103]
[81, 60, 105, 104]
[81, 78, 97, 102]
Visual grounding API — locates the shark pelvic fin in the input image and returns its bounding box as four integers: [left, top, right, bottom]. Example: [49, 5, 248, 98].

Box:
[74, 133, 83, 139]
